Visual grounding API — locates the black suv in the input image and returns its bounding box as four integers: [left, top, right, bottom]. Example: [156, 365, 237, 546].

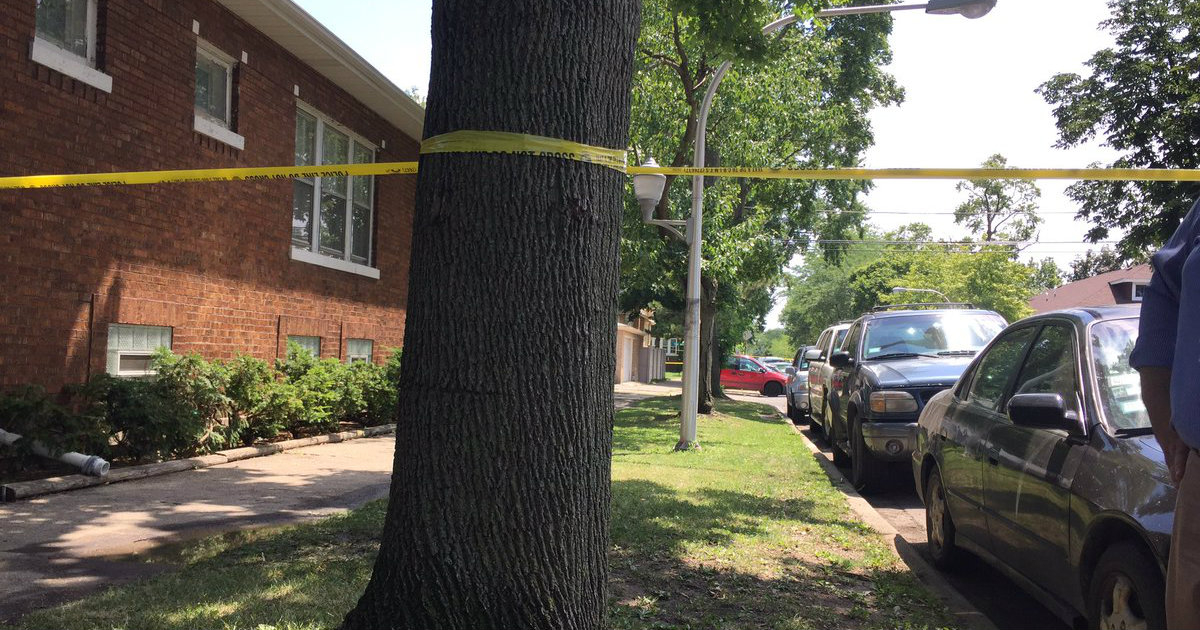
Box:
[828, 305, 1006, 492]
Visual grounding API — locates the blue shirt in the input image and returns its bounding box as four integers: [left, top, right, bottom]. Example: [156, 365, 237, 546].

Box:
[1130, 198, 1200, 449]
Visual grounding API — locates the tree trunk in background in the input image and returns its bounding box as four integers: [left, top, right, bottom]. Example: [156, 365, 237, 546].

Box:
[340, 1, 639, 628]
[696, 275, 718, 414]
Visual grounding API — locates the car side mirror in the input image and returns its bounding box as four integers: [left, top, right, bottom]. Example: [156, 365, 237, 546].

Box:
[785, 366, 797, 377]
[804, 349, 822, 362]
[1008, 393, 1078, 430]
[829, 350, 853, 369]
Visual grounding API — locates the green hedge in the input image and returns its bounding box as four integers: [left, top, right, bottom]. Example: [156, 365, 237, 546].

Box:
[0, 343, 401, 469]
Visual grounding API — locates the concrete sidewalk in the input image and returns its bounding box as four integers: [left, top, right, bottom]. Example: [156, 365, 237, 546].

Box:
[613, 379, 681, 409]
[0, 435, 395, 621]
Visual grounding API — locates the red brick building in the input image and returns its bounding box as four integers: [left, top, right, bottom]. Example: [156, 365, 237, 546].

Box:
[0, 0, 424, 390]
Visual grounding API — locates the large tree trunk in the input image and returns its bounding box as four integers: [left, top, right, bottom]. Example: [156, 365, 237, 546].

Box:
[696, 275, 718, 414]
[340, 2, 639, 629]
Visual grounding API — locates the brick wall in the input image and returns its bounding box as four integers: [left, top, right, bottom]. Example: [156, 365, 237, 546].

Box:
[0, 0, 417, 390]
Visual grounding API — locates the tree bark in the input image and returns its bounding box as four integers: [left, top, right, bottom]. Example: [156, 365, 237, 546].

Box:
[340, 2, 639, 629]
[696, 274, 718, 414]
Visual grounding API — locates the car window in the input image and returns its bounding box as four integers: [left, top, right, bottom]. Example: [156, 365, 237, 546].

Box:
[737, 358, 758, 371]
[833, 328, 849, 350]
[842, 323, 862, 358]
[724, 356, 738, 370]
[967, 326, 1037, 411]
[1091, 318, 1149, 431]
[816, 331, 830, 355]
[862, 312, 1006, 360]
[1011, 324, 1080, 416]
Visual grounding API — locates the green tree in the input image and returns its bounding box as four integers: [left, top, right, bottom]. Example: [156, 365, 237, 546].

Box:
[1038, 0, 1200, 258]
[624, 0, 902, 413]
[1068, 245, 1148, 281]
[340, 1, 639, 628]
[953, 154, 1042, 245]
[1027, 257, 1065, 293]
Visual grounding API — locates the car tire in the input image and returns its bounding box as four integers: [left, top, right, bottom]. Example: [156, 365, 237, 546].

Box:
[763, 381, 784, 397]
[1086, 541, 1165, 630]
[924, 467, 960, 570]
[850, 417, 885, 493]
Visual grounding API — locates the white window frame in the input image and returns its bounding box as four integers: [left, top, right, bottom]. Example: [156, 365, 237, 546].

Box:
[193, 40, 244, 149]
[30, 0, 112, 92]
[287, 335, 321, 357]
[347, 338, 374, 364]
[106, 324, 173, 378]
[1132, 282, 1147, 302]
[291, 101, 378, 279]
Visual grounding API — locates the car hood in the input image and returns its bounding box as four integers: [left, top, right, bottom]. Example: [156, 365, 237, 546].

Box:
[864, 356, 973, 387]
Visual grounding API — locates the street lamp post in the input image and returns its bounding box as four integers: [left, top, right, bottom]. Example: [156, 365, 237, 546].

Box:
[633, 0, 997, 451]
[892, 286, 952, 302]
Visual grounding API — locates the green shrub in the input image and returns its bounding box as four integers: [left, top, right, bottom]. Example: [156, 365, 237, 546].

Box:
[152, 349, 231, 451]
[361, 349, 402, 426]
[0, 386, 110, 466]
[225, 355, 304, 446]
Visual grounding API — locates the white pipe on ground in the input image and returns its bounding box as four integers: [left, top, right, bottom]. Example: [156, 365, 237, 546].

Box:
[0, 428, 110, 477]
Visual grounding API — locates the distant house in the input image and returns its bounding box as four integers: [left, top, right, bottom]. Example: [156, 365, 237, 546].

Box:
[1028, 265, 1152, 314]
[615, 310, 666, 384]
[0, 0, 423, 391]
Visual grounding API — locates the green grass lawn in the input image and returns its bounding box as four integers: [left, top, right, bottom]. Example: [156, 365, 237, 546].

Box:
[9, 396, 954, 630]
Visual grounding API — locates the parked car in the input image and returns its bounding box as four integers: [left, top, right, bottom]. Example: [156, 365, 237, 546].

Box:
[721, 355, 788, 396]
[783, 346, 814, 424]
[827, 306, 1006, 492]
[913, 306, 1170, 630]
[805, 323, 852, 436]
[758, 356, 791, 372]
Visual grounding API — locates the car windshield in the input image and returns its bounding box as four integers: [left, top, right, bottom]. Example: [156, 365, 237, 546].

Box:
[862, 312, 1006, 360]
[1091, 318, 1149, 431]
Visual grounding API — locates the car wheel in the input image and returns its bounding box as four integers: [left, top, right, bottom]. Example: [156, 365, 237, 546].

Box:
[1087, 541, 1165, 630]
[850, 417, 885, 493]
[763, 381, 783, 397]
[924, 467, 960, 570]
[786, 398, 798, 424]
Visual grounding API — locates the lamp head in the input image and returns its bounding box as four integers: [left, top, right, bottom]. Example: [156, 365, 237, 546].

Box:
[633, 158, 667, 222]
[925, 0, 996, 19]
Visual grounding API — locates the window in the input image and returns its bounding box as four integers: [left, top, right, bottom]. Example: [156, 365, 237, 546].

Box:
[292, 107, 377, 278]
[107, 324, 172, 377]
[288, 335, 321, 357]
[31, 0, 112, 92]
[347, 339, 373, 364]
[1132, 283, 1147, 302]
[966, 327, 1036, 410]
[193, 42, 243, 148]
[842, 323, 862, 358]
[1012, 325, 1080, 415]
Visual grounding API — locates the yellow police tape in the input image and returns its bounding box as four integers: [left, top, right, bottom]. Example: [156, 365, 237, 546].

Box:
[8, 163, 1200, 190]
[421, 130, 628, 171]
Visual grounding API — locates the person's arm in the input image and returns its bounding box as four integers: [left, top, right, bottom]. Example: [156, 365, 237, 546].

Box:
[1139, 366, 1189, 484]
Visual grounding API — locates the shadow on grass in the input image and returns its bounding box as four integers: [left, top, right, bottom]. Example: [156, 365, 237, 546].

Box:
[611, 479, 873, 559]
[609, 535, 951, 630]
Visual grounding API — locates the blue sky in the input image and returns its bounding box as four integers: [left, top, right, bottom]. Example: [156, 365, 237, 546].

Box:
[293, 0, 1122, 325]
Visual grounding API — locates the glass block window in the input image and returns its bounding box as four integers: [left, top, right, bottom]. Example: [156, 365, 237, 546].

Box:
[287, 335, 321, 357]
[107, 324, 172, 377]
[347, 339, 373, 364]
[292, 107, 375, 267]
[36, 0, 96, 62]
[195, 44, 233, 127]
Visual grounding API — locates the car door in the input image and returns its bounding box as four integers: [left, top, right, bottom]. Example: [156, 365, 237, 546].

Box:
[831, 322, 863, 438]
[809, 331, 831, 414]
[721, 356, 743, 389]
[983, 322, 1088, 595]
[938, 325, 1037, 547]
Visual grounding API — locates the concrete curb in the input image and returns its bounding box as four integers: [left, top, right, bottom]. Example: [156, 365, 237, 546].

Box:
[786, 419, 1000, 630]
[1, 424, 396, 502]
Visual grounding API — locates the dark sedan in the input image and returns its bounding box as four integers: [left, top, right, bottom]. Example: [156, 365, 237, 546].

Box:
[913, 306, 1172, 630]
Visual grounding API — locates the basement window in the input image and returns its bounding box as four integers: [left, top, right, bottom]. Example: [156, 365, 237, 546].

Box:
[287, 335, 321, 357]
[31, 0, 113, 92]
[347, 339, 373, 364]
[106, 324, 173, 377]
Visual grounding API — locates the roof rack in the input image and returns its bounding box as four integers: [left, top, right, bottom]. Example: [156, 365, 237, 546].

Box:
[871, 302, 976, 312]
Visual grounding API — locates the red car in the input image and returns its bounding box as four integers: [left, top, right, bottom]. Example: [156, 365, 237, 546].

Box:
[721, 355, 788, 397]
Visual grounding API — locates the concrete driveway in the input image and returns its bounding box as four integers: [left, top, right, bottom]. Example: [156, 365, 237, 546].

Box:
[0, 435, 396, 621]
